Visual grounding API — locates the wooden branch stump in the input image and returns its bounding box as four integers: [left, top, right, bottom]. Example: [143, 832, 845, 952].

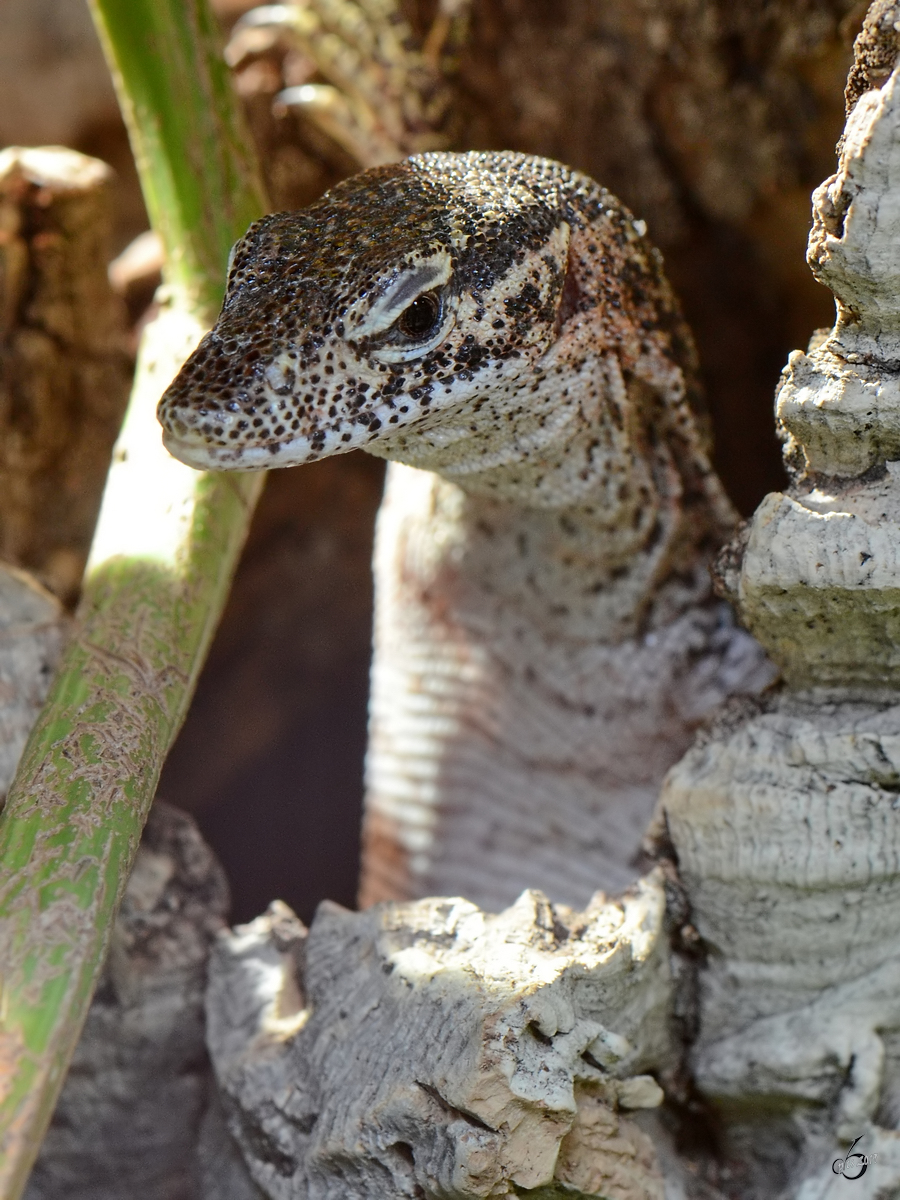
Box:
[0, 146, 132, 606]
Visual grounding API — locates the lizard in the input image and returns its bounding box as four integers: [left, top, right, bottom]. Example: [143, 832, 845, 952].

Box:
[158, 150, 773, 912]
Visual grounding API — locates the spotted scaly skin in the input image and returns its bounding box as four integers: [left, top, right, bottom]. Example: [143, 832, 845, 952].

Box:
[160, 151, 772, 910]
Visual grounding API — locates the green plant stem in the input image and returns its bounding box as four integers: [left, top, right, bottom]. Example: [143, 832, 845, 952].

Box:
[0, 1, 268, 1193]
[92, 0, 266, 317]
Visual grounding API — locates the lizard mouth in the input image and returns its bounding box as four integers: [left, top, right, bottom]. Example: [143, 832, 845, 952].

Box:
[161, 422, 371, 472]
[161, 427, 271, 472]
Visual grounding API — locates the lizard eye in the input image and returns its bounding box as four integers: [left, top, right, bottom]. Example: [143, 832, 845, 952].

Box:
[396, 291, 442, 339]
[364, 275, 455, 364]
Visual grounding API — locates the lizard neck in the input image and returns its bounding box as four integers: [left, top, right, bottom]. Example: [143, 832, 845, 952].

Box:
[370, 331, 730, 641]
[438, 480, 716, 644]
[382, 462, 718, 646]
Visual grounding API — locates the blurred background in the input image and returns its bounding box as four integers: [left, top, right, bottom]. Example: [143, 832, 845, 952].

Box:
[0, 0, 866, 922]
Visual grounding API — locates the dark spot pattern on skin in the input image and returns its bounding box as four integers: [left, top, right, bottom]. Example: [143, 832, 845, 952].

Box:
[157, 150, 702, 481]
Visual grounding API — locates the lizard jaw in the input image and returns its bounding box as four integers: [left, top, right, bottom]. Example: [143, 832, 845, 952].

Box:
[161, 423, 368, 472]
[160, 429, 254, 471]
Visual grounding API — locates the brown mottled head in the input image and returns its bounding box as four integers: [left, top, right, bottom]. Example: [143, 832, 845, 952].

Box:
[158, 151, 695, 475]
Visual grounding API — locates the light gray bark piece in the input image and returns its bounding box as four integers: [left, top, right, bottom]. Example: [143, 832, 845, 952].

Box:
[197, 1090, 266, 1200]
[0, 563, 66, 801]
[656, 35, 900, 1200]
[663, 698, 900, 1170]
[205, 875, 681, 1199]
[660, 701, 900, 1200]
[26, 801, 230, 1200]
[738, 62, 900, 692]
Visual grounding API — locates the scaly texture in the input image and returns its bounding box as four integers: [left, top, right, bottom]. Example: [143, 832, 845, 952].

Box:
[226, 0, 863, 517]
[159, 151, 772, 910]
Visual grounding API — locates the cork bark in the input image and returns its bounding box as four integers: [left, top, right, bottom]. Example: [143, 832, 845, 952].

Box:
[191, 5, 900, 1197]
[18, 3, 900, 1197]
[203, 873, 685, 1200]
[656, 6, 900, 1194]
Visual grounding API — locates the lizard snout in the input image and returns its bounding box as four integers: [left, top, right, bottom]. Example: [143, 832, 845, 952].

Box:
[157, 331, 275, 471]
[157, 320, 398, 472]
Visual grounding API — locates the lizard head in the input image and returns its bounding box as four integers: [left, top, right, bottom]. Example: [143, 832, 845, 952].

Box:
[158, 151, 693, 477]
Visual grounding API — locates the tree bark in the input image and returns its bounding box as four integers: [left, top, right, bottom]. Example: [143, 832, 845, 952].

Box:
[204, 874, 685, 1199]
[21, 3, 900, 1197]
[198, 4, 900, 1195]
[0, 147, 132, 606]
[659, 5, 900, 1193]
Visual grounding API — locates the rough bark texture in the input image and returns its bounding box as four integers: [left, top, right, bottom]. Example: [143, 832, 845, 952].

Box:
[74, 24, 900, 1191]
[0, 564, 67, 804]
[656, 11, 900, 1195]
[662, 696, 900, 1196]
[204, 874, 684, 1199]
[0, 146, 132, 606]
[25, 801, 230, 1200]
[17, 5, 900, 1194]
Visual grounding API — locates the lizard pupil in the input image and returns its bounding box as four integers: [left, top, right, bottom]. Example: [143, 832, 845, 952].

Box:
[398, 292, 441, 338]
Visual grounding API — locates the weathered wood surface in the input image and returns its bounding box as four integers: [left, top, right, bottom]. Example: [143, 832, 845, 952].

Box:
[205, 873, 685, 1199]
[658, 6, 900, 1194]
[0, 146, 131, 606]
